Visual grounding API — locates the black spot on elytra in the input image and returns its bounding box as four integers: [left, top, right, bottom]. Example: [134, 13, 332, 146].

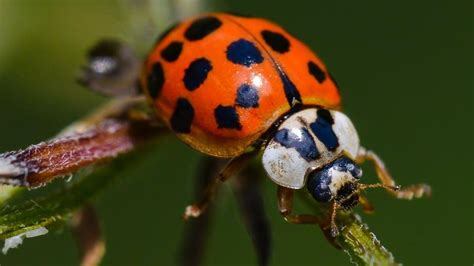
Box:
[214, 105, 242, 130]
[274, 127, 319, 162]
[310, 109, 339, 151]
[160, 41, 183, 62]
[236, 84, 259, 108]
[156, 23, 179, 44]
[147, 62, 164, 98]
[278, 71, 302, 107]
[183, 58, 213, 91]
[170, 98, 194, 133]
[184, 16, 222, 41]
[226, 39, 264, 67]
[308, 61, 326, 83]
[261, 30, 290, 53]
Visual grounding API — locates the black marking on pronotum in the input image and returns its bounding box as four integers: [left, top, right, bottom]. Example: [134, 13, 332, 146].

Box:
[317, 108, 334, 124]
[147, 62, 165, 99]
[261, 30, 290, 54]
[236, 83, 259, 108]
[226, 39, 264, 67]
[308, 61, 326, 83]
[278, 71, 302, 107]
[251, 105, 304, 149]
[156, 23, 179, 44]
[310, 109, 339, 151]
[160, 41, 183, 62]
[214, 105, 242, 130]
[274, 127, 319, 162]
[170, 98, 194, 133]
[183, 58, 213, 91]
[184, 16, 222, 41]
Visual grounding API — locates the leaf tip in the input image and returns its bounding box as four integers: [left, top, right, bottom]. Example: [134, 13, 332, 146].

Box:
[2, 227, 49, 255]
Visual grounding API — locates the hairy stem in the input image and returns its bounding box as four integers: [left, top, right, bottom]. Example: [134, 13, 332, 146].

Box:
[0, 147, 152, 240]
[0, 97, 160, 187]
[298, 192, 399, 265]
[336, 213, 398, 265]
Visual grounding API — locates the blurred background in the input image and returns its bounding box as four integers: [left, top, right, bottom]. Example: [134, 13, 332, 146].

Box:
[0, 0, 472, 265]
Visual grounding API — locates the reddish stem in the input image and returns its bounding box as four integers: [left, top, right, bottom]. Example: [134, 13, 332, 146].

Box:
[0, 119, 160, 187]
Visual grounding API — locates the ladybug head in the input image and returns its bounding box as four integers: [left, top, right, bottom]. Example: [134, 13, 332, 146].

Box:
[306, 156, 362, 210]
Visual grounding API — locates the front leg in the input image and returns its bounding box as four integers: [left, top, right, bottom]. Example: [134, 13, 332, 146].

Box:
[183, 150, 258, 220]
[356, 147, 431, 200]
[278, 186, 342, 241]
[277, 186, 324, 225]
[179, 157, 222, 266]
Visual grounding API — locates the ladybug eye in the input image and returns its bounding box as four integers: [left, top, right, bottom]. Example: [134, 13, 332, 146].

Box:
[306, 167, 333, 203]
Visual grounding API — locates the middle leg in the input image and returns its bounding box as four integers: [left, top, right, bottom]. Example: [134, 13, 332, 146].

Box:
[183, 150, 258, 220]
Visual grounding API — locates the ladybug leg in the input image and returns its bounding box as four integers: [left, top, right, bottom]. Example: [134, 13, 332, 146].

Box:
[277, 186, 325, 225]
[356, 147, 432, 200]
[277, 186, 344, 242]
[77, 39, 141, 97]
[183, 150, 258, 220]
[180, 157, 272, 266]
[179, 157, 222, 266]
[358, 192, 375, 213]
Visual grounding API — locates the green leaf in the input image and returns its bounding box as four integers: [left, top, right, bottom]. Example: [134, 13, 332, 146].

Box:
[0, 149, 149, 240]
[0, 186, 23, 207]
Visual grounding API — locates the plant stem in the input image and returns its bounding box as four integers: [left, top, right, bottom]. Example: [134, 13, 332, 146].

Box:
[0, 147, 152, 240]
[299, 192, 399, 265]
[336, 213, 399, 265]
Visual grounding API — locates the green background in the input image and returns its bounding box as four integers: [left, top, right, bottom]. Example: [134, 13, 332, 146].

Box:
[0, 0, 472, 265]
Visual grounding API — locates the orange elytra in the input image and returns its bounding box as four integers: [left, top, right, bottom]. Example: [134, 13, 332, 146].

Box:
[142, 13, 341, 158]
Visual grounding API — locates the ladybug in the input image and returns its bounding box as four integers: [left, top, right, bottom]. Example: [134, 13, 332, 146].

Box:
[82, 13, 431, 236]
